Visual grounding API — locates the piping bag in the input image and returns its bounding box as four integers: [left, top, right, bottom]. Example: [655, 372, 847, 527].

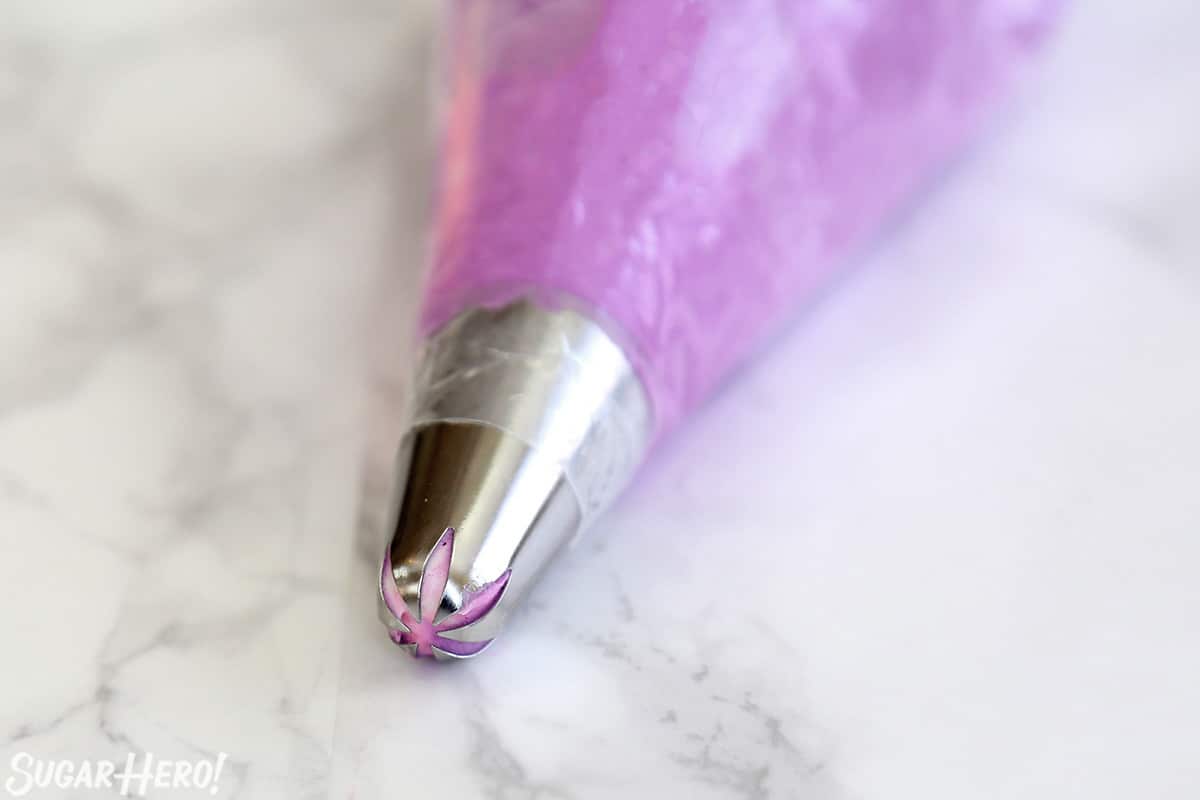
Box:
[378, 0, 1063, 660]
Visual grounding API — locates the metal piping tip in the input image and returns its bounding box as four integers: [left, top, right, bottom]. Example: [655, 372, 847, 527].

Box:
[377, 417, 584, 659]
[377, 299, 651, 661]
[380, 527, 511, 659]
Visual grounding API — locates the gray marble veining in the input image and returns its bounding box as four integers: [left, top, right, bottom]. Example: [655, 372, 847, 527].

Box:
[2, 1, 1199, 798]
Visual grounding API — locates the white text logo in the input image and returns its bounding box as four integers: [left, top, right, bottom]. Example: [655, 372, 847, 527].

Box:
[5, 752, 229, 796]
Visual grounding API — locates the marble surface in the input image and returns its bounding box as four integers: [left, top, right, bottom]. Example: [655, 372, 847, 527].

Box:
[2, 1, 1198, 799]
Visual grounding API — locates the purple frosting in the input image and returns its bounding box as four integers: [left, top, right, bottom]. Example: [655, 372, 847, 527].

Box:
[421, 0, 1062, 437]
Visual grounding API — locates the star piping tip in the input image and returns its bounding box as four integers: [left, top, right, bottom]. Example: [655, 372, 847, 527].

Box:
[380, 527, 512, 660]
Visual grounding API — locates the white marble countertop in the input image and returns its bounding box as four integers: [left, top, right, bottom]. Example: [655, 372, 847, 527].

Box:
[2, 1, 1198, 798]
